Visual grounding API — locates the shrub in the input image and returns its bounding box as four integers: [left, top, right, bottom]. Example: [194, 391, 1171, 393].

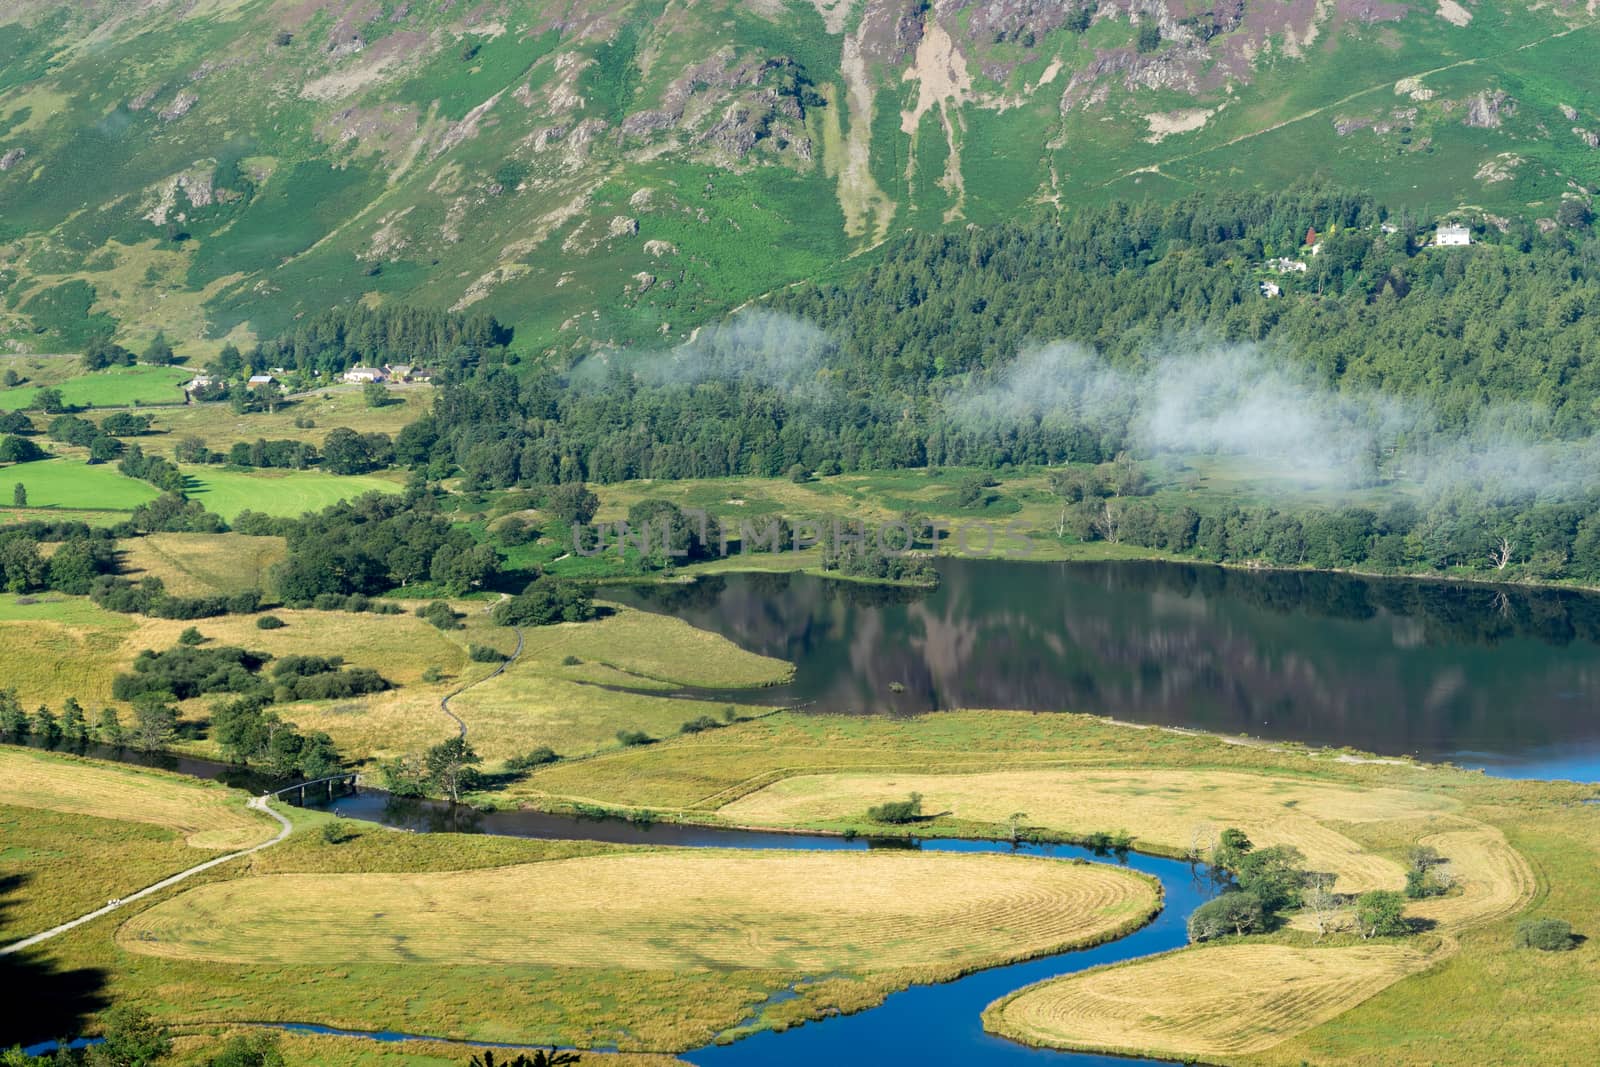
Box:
[506, 746, 559, 771]
[867, 792, 923, 824]
[1084, 830, 1133, 854]
[678, 715, 722, 734]
[422, 665, 445, 683]
[469, 644, 508, 663]
[177, 626, 205, 646]
[1515, 918, 1577, 952]
[560, 654, 582, 666]
[417, 600, 463, 630]
[1188, 892, 1265, 941]
[321, 818, 352, 845]
[256, 615, 286, 629]
[615, 729, 653, 747]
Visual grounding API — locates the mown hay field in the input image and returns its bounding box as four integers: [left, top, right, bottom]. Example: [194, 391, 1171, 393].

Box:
[116, 532, 287, 597]
[0, 747, 271, 849]
[1, 803, 207, 942]
[987, 944, 1428, 1059]
[0, 595, 136, 707]
[717, 768, 1451, 893]
[118, 850, 1158, 971]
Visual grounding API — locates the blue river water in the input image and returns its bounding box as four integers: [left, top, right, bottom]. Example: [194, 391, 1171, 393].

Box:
[258, 795, 1225, 1066]
[22, 792, 1219, 1065]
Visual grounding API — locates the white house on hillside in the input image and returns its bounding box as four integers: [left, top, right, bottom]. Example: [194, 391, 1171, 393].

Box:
[343, 366, 385, 383]
[1436, 224, 1471, 246]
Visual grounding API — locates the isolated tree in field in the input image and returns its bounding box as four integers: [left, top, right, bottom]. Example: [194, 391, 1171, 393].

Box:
[1515, 917, 1577, 951]
[174, 435, 211, 463]
[10, 482, 24, 507]
[426, 735, 482, 803]
[0, 410, 31, 433]
[1355, 890, 1409, 939]
[363, 380, 388, 408]
[1187, 891, 1265, 941]
[866, 792, 923, 824]
[32, 387, 67, 413]
[143, 332, 177, 365]
[2, 368, 18, 386]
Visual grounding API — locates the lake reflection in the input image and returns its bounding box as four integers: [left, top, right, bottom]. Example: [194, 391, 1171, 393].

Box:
[609, 560, 1600, 779]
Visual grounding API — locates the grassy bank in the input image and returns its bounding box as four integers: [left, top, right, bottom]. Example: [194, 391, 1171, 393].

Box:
[509, 711, 1596, 1066]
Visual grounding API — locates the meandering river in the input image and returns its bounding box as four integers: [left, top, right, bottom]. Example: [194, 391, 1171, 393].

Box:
[22, 559, 1598, 1061]
[282, 794, 1224, 1067]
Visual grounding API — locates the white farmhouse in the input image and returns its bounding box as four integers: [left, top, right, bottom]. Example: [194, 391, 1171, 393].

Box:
[343, 366, 386, 383]
[1436, 224, 1472, 246]
[1260, 280, 1282, 298]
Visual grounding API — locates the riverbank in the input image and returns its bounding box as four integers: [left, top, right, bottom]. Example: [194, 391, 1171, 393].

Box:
[500, 709, 1597, 1065]
[6, 709, 1596, 1065]
[572, 467, 1600, 597]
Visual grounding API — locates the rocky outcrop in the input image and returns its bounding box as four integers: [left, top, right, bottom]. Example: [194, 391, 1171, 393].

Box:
[158, 91, 198, 121]
[0, 148, 25, 171]
[1464, 90, 1514, 129]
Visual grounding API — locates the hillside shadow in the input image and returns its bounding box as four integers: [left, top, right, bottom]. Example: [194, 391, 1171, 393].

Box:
[0, 873, 111, 1045]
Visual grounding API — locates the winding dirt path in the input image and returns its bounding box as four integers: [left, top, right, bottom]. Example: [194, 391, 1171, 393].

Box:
[439, 623, 524, 739]
[0, 795, 292, 956]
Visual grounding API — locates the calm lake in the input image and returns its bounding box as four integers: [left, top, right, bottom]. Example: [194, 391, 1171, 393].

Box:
[609, 559, 1600, 781]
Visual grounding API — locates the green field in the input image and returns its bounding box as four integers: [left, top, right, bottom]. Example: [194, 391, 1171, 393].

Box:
[0, 457, 160, 510]
[0, 365, 193, 410]
[178, 466, 402, 519]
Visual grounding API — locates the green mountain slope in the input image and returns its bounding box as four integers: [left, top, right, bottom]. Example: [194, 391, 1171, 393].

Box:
[0, 0, 1595, 356]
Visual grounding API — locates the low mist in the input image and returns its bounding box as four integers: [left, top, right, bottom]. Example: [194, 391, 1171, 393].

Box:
[954, 340, 1597, 500]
